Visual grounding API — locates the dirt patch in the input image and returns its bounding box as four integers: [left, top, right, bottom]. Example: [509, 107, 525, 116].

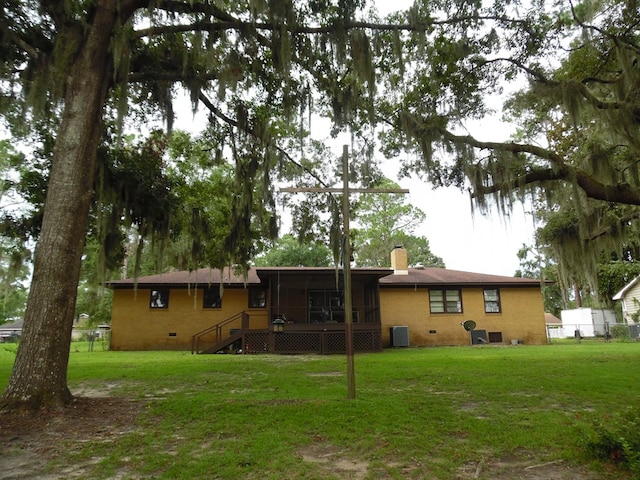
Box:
[298, 442, 611, 480]
[0, 395, 143, 479]
[298, 442, 369, 479]
[456, 457, 604, 479]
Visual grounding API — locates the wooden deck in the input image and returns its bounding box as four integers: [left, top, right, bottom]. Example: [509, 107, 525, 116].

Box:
[193, 318, 382, 355]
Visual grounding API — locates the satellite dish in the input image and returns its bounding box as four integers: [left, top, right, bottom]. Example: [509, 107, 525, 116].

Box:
[462, 320, 476, 332]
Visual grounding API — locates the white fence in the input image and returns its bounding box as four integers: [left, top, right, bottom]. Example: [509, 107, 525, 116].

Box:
[549, 319, 638, 340]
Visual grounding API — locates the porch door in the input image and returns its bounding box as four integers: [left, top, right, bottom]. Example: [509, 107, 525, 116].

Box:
[308, 290, 343, 323]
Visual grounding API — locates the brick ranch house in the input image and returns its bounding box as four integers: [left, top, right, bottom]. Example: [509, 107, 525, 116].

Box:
[106, 247, 548, 353]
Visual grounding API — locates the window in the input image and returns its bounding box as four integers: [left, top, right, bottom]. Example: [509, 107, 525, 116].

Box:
[248, 288, 266, 308]
[484, 288, 501, 313]
[150, 289, 169, 309]
[308, 290, 354, 323]
[429, 289, 462, 313]
[203, 288, 222, 309]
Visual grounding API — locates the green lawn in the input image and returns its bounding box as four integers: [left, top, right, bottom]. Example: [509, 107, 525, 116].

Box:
[1, 341, 638, 479]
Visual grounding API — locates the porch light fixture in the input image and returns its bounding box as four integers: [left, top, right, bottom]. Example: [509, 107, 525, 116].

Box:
[272, 317, 285, 333]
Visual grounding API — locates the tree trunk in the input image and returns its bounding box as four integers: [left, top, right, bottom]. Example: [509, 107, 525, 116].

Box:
[574, 283, 583, 308]
[0, 3, 118, 411]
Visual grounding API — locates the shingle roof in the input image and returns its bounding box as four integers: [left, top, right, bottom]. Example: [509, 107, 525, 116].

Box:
[612, 275, 640, 300]
[545, 312, 561, 325]
[106, 267, 261, 288]
[106, 266, 542, 288]
[0, 319, 23, 331]
[379, 267, 542, 287]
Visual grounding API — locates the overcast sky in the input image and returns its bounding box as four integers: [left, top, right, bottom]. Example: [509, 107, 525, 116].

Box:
[392, 177, 535, 276]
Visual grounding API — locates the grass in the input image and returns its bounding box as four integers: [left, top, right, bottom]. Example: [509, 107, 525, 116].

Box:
[1, 340, 638, 479]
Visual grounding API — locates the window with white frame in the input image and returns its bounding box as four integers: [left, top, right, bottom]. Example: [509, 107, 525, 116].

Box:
[429, 289, 462, 313]
[150, 289, 169, 309]
[484, 288, 501, 313]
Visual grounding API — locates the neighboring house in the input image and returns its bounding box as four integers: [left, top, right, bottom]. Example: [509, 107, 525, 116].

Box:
[0, 319, 23, 342]
[613, 276, 640, 324]
[545, 313, 563, 340]
[106, 247, 548, 353]
[560, 308, 618, 338]
[71, 313, 92, 340]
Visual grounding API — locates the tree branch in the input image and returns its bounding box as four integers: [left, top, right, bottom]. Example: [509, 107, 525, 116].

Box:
[151, 0, 233, 18]
[475, 57, 552, 84]
[585, 210, 640, 243]
[477, 57, 640, 118]
[1, 28, 41, 59]
[437, 128, 640, 205]
[569, 0, 640, 56]
[0, 12, 53, 59]
[133, 15, 530, 39]
[126, 71, 220, 83]
[196, 92, 333, 192]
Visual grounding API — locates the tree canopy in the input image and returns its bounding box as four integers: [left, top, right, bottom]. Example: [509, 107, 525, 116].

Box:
[352, 178, 444, 267]
[1, 0, 639, 410]
[253, 234, 333, 267]
[431, 0, 640, 292]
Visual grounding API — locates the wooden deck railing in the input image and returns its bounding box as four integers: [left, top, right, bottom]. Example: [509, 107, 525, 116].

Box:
[192, 313, 382, 355]
[191, 311, 249, 354]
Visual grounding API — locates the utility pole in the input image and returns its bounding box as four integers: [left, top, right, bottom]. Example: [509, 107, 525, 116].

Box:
[281, 145, 409, 399]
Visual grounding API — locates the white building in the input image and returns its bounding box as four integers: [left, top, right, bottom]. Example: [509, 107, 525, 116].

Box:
[613, 276, 640, 325]
[560, 308, 618, 338]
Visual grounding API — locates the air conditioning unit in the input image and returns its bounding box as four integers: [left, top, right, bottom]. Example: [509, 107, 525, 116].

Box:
[390, 326, 409, 347]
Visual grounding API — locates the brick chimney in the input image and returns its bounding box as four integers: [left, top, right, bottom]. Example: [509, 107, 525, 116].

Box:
[390, 246, 409, 275]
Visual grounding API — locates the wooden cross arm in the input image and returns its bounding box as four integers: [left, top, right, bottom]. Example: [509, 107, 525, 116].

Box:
[280, 187, 410, 194]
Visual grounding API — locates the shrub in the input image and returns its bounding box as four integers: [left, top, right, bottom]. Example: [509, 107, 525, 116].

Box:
[610, 324, 630, 340]
[584, 407, 640, 475]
